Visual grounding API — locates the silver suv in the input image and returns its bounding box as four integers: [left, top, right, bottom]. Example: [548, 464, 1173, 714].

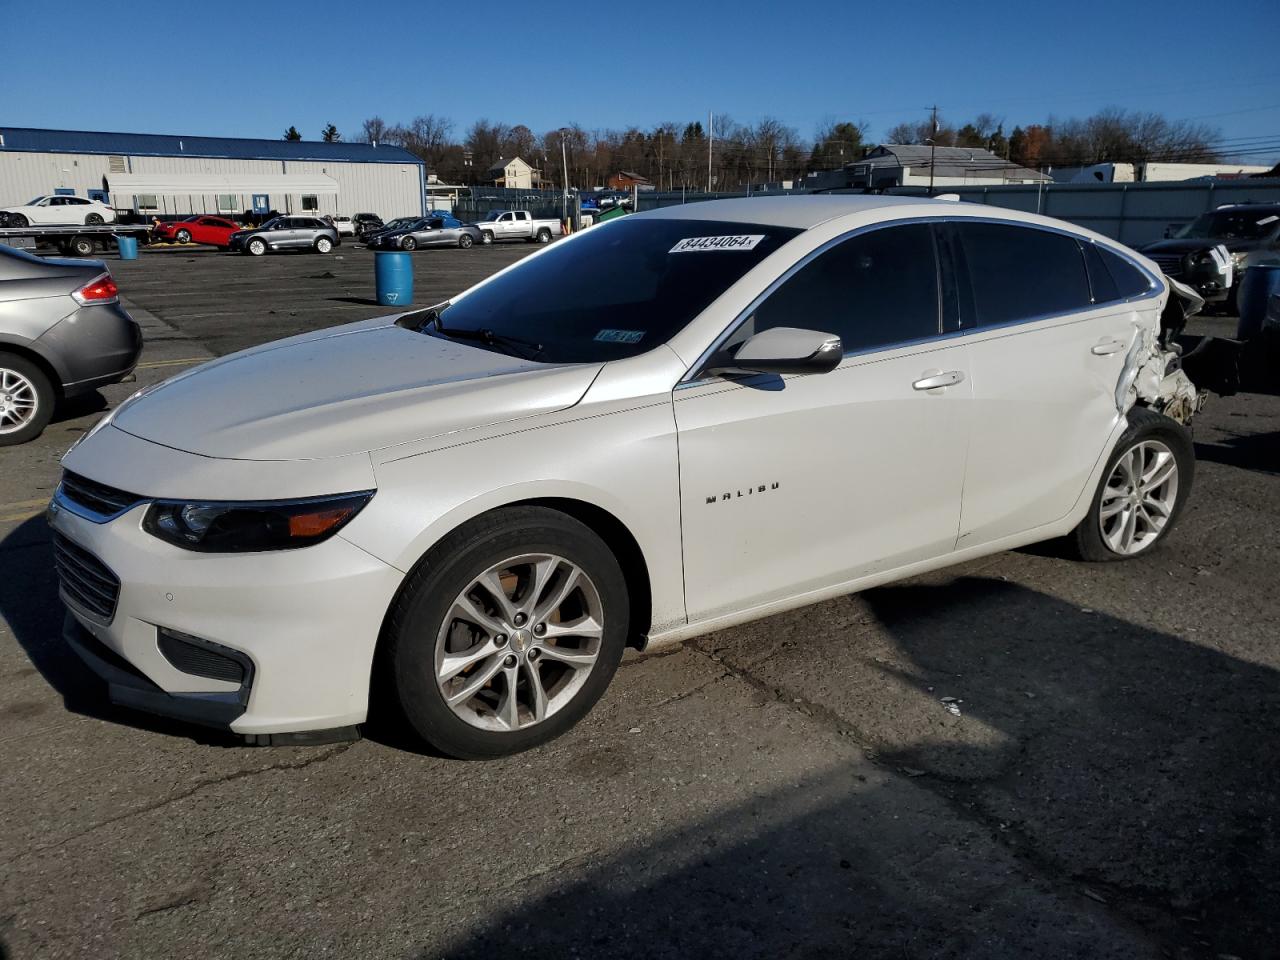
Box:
[227, 217, 340, 256]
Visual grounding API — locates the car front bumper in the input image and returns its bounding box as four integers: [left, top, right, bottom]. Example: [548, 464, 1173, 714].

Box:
[48, 490, 404, 739]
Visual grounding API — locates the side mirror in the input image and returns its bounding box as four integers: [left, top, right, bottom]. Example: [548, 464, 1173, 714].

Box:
[708, 326, 843, 377]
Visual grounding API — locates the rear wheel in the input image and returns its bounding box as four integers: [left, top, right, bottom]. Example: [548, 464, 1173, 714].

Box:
[69, 235, 95, 256]
[1066, 407, 1194, 561]
[0, 353, 55, 446]
[536, 228, 552, 244]
[315, 236, 333, 254]
[175, 228, 191, 243]
[85, 213, 105, 225]
[458, 233, 474, 249]
[247, 238, 267, 256]
[383, 506, 629, 759]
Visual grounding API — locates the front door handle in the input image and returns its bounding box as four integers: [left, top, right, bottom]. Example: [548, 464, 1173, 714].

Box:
[1091, 338, 1128, 356]
[912, 370, 965, 391]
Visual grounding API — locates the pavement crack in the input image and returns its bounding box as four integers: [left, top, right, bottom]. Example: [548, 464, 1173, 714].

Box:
[1, 742, 354, 868]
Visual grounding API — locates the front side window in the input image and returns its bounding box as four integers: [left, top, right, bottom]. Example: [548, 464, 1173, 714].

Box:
[729, 223, 940, 356]
[425, 218, 800, 363]
[957, 222, 1091, 327]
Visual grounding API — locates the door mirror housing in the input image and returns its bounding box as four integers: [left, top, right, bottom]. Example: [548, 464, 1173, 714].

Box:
[708, 326, 843, 377]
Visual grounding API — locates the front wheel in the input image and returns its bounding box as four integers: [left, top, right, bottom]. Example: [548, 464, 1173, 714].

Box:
[175, 229, 191, 244]
[315, 236, 333, 254]
[8, 214, 28, 228]
[246, 238, 267, 256]
[458, 233, 474, 249]
[400, 236, 417, 251]
[382, 506, 629, 759]
[0, 352, 55, 446]
[481, 230, 494, 245]
[1066, 407, 1194, 561]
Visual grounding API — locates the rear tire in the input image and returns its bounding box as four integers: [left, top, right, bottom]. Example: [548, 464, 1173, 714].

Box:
[536, 228, 552, 244]
[315, 236, 333, 254]
[85, 213, 105, 225]
[69, 235, 95, 256]
[381, 506, 629, 759]
[0, 352, 55, 446]
[1065, 407, 1194, 562]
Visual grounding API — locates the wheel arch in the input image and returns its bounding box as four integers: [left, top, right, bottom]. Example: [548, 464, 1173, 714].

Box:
[0, 338, 67, 399]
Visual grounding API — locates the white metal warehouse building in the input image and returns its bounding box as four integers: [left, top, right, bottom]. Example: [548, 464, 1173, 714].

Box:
[0, 127, 426, 220]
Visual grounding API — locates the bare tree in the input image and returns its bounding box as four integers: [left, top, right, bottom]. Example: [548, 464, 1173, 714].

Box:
[361, 117, 389, 144]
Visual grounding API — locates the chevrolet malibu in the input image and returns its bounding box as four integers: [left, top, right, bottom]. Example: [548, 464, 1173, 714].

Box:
[50, 196, 1205, 758]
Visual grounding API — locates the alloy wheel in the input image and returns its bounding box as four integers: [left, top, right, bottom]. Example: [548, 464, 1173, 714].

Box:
[0, 367, 39, 435]
[435, 553, 604, 732]
[1098, 439, 1179, 555]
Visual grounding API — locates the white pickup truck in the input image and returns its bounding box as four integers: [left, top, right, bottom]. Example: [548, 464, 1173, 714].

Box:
[475, 210, 563, 245]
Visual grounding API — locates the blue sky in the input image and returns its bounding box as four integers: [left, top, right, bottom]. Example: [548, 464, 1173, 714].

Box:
[3, 0, 1278, 163]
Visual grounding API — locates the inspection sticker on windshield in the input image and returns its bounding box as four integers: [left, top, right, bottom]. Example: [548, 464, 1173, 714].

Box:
[595, 329, 645, 344]
[670, 234, 765, 253]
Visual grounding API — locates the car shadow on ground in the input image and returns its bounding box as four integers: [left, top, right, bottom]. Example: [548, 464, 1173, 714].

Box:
[433, 578, 1278, 959]
[0, 515, 243, 747]
[1194, 429, 1280, 475]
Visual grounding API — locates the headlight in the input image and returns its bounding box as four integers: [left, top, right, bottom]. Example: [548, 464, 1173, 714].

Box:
[1231, 251, 1248, 270]
[143, 491, 374, 552]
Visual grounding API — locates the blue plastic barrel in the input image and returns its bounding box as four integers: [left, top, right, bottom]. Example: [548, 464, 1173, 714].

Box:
[1236, 264, 1280, 340]
[116, 235, 139, 260]
[374, 251, 413, 307]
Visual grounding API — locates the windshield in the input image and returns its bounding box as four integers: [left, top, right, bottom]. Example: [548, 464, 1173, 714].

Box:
[425, 218, 801, 362]
[27, 196, 47, 205]
[261, 218, 285, 230]
[481, 211, 504, 221]
[1176, 209, 1280, 241]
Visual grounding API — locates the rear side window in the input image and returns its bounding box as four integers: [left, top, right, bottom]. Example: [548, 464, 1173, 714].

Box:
[744, 223, 940, 354]
[1082, 242, 1120, 303]
[1098, 245, 1154, 299]
[957, 222, 1091, 326]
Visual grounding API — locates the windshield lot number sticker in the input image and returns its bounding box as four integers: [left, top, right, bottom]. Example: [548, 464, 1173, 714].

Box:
[670, 234, 765, 253]
[595, 329, 645, 344]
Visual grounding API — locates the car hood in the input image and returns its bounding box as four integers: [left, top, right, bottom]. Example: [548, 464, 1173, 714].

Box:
[1141, 237, 1261, 255]
[111, 318, 602, 460]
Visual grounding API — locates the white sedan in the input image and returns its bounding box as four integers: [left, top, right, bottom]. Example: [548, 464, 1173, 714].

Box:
[1, 195, 117, 227]
[50, 196, 1206, 758]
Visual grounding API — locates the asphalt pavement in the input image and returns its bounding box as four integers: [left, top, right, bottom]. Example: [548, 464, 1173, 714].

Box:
[1, 241, 1277, 959]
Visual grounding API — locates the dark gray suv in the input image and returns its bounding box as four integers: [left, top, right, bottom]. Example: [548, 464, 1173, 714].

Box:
[227, 216, 340, 256]
[0, 244, 141, 445]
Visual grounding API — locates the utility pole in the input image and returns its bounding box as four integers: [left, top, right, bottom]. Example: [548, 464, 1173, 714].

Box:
[707, 111, 714, 193]
[928, 105, 938, 195]
[561, 131, 569, 224]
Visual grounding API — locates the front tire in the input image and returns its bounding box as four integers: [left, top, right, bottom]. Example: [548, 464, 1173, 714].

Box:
[69, 235, 95, 256]
[0, 352, 55, 446]
[458, 233, 474, 249]
[8, 214, 28, 228]
[400, 236, 417, 251]
[247, 238, 267, 256]
[1066, 407, 1194, 561]
[481, 230, 494, 245]
[175, 229, 191, 243]
[382, 506, 629, 759]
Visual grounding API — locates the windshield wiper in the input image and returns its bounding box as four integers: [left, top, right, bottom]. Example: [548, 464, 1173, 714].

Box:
[435, 320, 544, 361]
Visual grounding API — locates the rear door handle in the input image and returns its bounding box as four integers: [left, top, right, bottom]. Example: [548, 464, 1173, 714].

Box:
[912, 370, 965, 391]
[1091, 338, 1128, 356]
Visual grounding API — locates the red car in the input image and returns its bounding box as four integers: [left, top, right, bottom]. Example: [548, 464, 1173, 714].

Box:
[152, 215, 242, 247]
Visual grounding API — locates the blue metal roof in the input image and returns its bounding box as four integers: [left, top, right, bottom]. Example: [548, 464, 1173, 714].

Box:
[0, 127, 424, 166]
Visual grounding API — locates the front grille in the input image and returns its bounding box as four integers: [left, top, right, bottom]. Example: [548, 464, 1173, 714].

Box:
[52, 532, 121, 622]
[60, 471, 146, 519]
[1148, 254, 1185, 277]
[157, 630, 248, 684]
